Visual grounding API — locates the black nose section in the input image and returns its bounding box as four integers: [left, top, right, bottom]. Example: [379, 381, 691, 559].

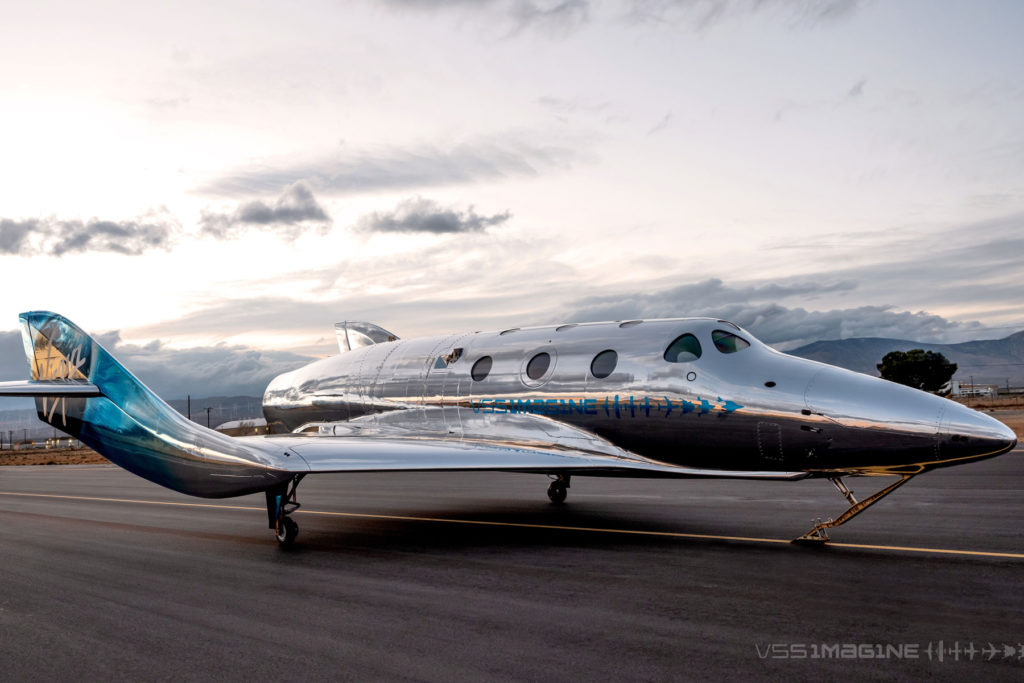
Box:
[940, 403, 1017, 460]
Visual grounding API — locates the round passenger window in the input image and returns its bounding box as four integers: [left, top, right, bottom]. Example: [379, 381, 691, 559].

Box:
[590, 350, 617, 379]
[712, 330, 750, 354]
[664, 334, 702, 362]
[526, 352, 551, 380]
[471, 356, 492, 381]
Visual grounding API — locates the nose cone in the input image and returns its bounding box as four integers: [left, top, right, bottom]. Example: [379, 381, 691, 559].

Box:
[940, 402, 1018, 462]
[803, 365, 1016, 471]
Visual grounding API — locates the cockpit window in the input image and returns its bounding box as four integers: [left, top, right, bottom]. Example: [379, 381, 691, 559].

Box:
[712, 330, 750, 354]
[664, 334, 702, 363]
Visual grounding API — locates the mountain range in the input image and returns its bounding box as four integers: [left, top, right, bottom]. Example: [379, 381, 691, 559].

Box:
[789, 331, 1024, 387]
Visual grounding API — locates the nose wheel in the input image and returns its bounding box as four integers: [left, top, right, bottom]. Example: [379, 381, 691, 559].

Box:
[547, 474, 570, 503]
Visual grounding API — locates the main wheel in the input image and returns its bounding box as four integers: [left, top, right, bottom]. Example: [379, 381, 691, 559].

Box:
[547, 481, 567, 504]
[275, 517, 299, 546]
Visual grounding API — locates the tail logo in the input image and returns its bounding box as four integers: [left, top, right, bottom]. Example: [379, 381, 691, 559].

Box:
[37, 343, 88, 427]
[37, 344, 87, 381]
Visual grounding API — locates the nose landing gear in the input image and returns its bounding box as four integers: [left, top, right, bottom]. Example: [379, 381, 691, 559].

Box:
[794, 474, 915, 543]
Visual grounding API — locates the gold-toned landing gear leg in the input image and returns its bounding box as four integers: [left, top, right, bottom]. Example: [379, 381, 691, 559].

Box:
[794, 474, 915, 543]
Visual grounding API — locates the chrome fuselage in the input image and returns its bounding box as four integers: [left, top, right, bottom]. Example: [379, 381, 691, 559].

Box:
[263, 318, 1016, 476]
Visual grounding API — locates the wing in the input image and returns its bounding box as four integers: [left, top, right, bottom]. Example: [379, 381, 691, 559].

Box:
[237, 408, 806, 480]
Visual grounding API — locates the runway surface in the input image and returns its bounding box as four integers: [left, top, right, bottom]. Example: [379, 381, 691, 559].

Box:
[2, 448, 1023, 681]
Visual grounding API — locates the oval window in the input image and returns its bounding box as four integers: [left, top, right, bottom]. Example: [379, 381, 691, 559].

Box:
[712, 330, 750, 354]
[526, 352, 551, 380]
[590, 350, 618, 379]
[471, 356, 492, 381]
[664, 334, 702, 363]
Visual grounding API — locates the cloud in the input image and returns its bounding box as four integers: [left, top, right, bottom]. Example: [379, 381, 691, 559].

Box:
[199, 182, 332, 239]
[565, 279, 987, 349]
[355, 197, 511, 234]
[847, 78, 866, 98]
[381, 0, 590, 36]
[536, 96, 610, 115]
[0, 213, 178, 256]
[0, 326, 312, 399]
[94, 331, 314, 399]
[0, 219, 34, 254]
[623, 0, 863, 29]
[762, 213, 1024, 319]
[563, 216, 1024, 347]
[507, 0, 591, 37]
[199, 137, 579, 197]
[381, 0, 861, 35]
[0, 185, 335, 256]
[647, 111, 672, 135]
[0, 330, 27, 382]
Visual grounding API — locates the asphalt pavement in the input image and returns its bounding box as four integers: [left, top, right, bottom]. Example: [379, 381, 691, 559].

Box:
[1, 448, 1023, 681]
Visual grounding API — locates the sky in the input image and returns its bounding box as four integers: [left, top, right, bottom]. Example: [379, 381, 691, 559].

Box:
[1, 0, 1023, 398]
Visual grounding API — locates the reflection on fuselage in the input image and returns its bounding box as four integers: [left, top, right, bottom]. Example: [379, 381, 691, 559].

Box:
[263, 318, 1016, 475]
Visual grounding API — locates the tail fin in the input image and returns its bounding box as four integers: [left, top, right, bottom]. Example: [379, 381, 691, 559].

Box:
[19, 310, 163, 437]
[14, 312, 292, 497]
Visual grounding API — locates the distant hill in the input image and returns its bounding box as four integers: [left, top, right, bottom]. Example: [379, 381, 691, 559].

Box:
[789, 331, 1024, 386]
[165, 396, 264, 428]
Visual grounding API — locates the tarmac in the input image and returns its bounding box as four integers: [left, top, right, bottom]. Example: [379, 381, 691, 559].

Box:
[1, 447, 1022, 681]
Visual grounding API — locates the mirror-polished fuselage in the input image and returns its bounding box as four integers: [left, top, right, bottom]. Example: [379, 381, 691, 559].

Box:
[263, 318, 1017, 476]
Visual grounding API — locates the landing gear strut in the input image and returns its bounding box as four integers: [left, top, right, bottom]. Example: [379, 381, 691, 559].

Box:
[547, 474, 570, 504]
[267, 474, 304, 546]
[794, 474, 915, 543]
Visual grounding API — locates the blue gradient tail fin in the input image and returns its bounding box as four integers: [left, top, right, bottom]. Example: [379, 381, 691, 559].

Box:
[15, 311, 289, 497]
[19, 311, 168, 437]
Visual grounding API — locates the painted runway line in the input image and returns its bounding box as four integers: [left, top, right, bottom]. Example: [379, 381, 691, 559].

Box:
[2, 490, 1023, 559]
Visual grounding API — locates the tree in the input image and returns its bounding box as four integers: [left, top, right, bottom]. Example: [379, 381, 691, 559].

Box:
[876, 349, 957, 392]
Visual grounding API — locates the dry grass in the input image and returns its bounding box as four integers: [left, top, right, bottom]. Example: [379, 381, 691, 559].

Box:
[991, 411, 1024, 440]
[953, 395, 1024, 409]
[0, 447, 110, 466]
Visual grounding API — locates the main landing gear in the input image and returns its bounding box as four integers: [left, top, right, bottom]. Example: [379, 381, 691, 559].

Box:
[547, 474, 570, 504]
[794, 474, 915, 543]
[267, 474, 305, 547]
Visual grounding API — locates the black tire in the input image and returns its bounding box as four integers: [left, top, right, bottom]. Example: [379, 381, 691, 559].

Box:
[547, 481, 567, 504]
[275, 517, 299, 546]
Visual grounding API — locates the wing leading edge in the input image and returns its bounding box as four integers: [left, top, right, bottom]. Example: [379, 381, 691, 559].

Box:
[238, 431, 808, 480]
[247, 408, 808, 479]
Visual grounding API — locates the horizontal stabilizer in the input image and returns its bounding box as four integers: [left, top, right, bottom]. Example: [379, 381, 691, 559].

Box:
[0, 380, 101, 397]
